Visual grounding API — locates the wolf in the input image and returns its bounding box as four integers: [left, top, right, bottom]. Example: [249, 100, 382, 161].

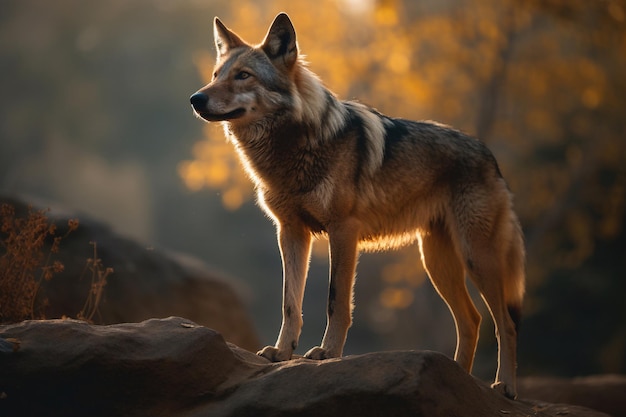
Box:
[190, 13, 525, 399]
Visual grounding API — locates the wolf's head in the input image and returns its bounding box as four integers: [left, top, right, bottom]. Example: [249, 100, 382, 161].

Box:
[190, 13, 304, 125]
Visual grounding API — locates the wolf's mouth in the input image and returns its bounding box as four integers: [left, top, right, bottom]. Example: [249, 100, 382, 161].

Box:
[196, 108, 246, 122]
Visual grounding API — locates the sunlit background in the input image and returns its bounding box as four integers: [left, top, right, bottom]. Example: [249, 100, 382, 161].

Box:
[1, 0, 625, 379]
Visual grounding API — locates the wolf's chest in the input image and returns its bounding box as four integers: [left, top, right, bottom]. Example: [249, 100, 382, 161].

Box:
[241, 141, 332, 193]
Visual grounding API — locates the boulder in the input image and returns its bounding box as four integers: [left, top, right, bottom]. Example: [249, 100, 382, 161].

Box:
[518, 375, 626, 417]
[0, 195, 259, 351]
[0, 317, 611, 417]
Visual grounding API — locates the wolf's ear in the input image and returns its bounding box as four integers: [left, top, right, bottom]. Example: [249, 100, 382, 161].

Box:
[214, 17, 245, 56]
[261, 13, 298, 70]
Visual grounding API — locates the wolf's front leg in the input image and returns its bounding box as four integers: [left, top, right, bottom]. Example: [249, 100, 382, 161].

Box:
[305, 219, 359, 360]
[257, 222, 312, 362]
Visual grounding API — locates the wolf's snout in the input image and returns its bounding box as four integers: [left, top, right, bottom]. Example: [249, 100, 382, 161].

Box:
[190, 92, 209, 111]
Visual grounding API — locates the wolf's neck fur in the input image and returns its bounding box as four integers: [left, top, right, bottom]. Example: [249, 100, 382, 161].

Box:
[291, 63, 348, 138]
[226, 59, 387, 190]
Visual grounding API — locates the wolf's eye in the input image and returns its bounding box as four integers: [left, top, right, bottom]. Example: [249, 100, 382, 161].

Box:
[235, 71, 251, 80]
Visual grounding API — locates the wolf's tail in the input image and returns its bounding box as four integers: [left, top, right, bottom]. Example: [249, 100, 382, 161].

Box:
[504, 212, 526, 334]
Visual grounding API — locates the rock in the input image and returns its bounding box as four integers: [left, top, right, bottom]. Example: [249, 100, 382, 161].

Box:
[0, 317, 611, 417]
[518, 375, 626, 417]
[0, 317, 257, 416]
[0, 195, 259, 351]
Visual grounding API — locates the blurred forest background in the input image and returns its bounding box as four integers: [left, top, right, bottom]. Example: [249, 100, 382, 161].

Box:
[1, 0, 624, 379]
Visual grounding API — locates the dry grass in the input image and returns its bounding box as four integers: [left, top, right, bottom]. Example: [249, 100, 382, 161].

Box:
[77, 241, 113, 323]
[0, 204, 79, 323]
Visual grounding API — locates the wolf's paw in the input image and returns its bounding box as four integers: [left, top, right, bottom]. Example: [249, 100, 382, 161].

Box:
[257, 345, 291, 362]
[303, 346, 341, 360]
[491, 381, 517, 400]
[303, 346, 328, 360]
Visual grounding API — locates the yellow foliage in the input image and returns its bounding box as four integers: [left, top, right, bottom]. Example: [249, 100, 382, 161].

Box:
[380, 287, 414, 309]
[179, 122, 252, 209]
[381, 246, 426, 287]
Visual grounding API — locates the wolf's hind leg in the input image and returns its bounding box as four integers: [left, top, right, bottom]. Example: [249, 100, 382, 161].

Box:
[464, 235, 519, 399]
[418, 223, 481, 372]
[451, 180, 523, 399]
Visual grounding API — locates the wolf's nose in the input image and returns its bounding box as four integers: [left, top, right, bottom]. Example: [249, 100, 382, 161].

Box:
[190, 92, 208, 110]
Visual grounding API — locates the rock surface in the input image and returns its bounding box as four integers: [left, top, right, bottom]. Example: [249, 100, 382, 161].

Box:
[0, 317, 612, 417]
[0, 195, 259, 351]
